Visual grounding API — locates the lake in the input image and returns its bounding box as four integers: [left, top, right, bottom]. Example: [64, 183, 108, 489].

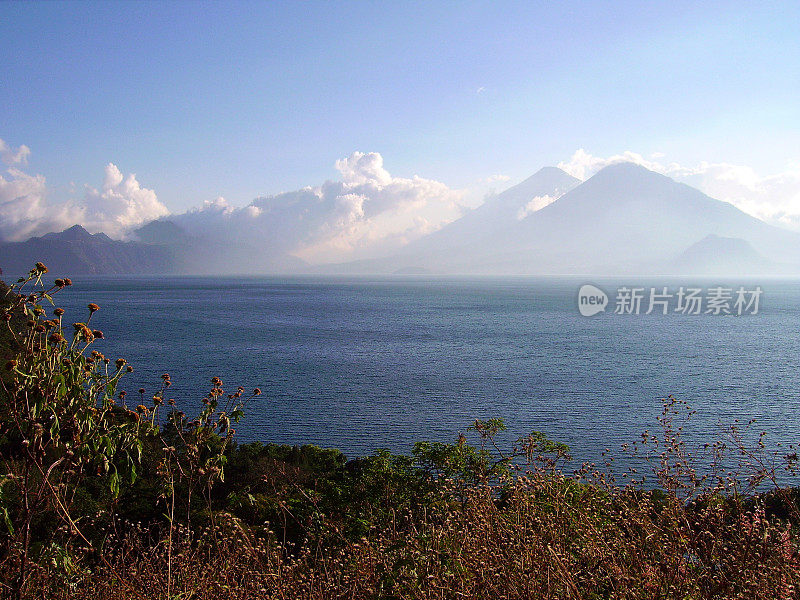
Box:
[50, 275, 800, 482]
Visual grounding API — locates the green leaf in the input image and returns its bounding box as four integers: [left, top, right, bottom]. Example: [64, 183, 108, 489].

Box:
[1, 507, 14, 535]
[12, 367, 34, 380]
[50, 414, 60, 440]
[109, 468, 120, 498]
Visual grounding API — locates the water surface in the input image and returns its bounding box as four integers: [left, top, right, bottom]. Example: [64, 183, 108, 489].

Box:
[52, 275, 800, 481]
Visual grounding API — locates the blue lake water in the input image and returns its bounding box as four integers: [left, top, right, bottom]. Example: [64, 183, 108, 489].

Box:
[50, 276, 800, 481]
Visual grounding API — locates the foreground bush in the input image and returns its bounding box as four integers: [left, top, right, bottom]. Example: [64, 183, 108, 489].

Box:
[19, 470, 800, 599]
[0, 265, 257, 598]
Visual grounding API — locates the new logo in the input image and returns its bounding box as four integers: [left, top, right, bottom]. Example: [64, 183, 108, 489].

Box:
[577, 284, 608, 317]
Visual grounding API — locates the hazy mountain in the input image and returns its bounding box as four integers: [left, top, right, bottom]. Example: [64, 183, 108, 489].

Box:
[481, 162, 800, 274]
[131, 219, 191, 246]
[130, 219, 307, 275]
[0, 219, 306, 277]
[0, 225, 175, 276]
[671, 234, 774, 276]
[319, 162, 800, 276]
[179, 241, 307, 275]
[405, 167, 580, 255]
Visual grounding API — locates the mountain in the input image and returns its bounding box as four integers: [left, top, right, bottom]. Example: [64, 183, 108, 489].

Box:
[671, 235, 775, 276]
[319, 162, 800, 276]
[0, 220, 307, 278]
[482, 162, 800, 274]
[405, 167, 579, 255]
[131, 219, 191, 246]
[0, 225, 175, 276]
[177, 240, 307, 275]
[130, 219, 307, 275]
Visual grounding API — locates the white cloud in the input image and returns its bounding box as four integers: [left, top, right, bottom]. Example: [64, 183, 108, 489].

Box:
[557, 149, 678, 181]
[334, 152, 392, 187]
[559, 149, 800, 230]
[0, 166, 78, 241]
[80, 163, 170, 238]
[332, 193, 367, 226]
[171, 151, 464, 263]
[516, 195, 557, 220]
[191, 196, 235, 215]
[479, 174, 511, 185]
[0, 139, 31, 166]
[289, 151, 464, 261]
[0, 139, 169, 241]
[244, 205, 262, 218]
[0, 139, 62, 241]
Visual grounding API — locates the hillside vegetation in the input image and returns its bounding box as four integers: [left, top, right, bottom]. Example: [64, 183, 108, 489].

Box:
[1, 264, 800, 599]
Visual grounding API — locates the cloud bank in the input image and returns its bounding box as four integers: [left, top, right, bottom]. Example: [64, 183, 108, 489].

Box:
[169, 151, 465, 263]
[559, 149, 800, 230]
[0, 165, 58, 242]
[0, 140, 463, 264]
[0, 138, 169, 241]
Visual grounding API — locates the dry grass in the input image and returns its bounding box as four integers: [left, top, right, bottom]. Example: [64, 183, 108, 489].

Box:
[20, 469, 800, 600]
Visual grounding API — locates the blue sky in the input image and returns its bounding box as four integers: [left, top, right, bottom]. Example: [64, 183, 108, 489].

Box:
[1, 1, 799, 239]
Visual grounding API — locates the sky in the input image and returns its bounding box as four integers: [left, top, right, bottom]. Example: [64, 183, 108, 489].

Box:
[1, 1, 800, 259]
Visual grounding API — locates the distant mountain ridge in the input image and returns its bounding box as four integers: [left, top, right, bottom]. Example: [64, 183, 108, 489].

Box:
[319, 162, 800, 276]
[131, 220, 191, 246]
[2, 163, 799, 277]
[0, 225, 175, 276]
[130, 219, 306, 275]
[0, 220, 306, 277]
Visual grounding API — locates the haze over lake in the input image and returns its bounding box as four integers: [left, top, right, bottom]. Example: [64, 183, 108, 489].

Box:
[55, 275, 800, 474]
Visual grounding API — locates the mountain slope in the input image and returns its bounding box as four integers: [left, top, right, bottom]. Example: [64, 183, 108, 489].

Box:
[0, 225, 176, 276]
[131, 219, 307, 275]
[132, 219, 191, 246]
[671, 234, 774, 276]
[404, 166, 579, 255]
